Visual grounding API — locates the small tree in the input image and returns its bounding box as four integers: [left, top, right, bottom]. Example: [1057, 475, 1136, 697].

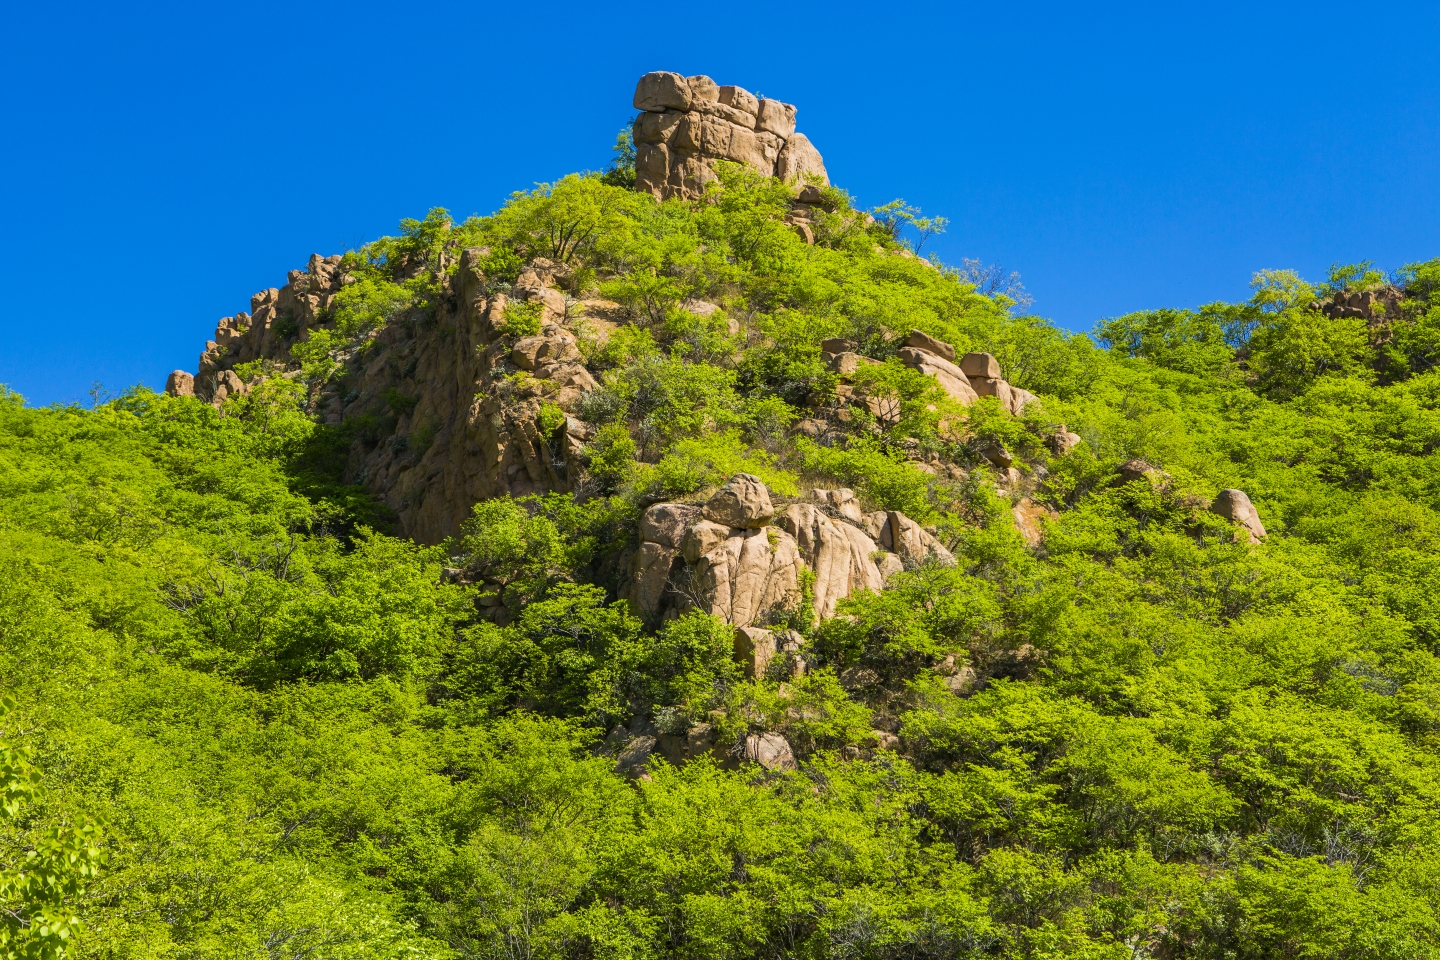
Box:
[1, 699, 103, 960]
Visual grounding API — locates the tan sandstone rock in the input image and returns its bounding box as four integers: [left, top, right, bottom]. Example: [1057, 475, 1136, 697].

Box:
[641, 503, 702, 548]
[1210, 489, 1267, 543]
[906, 329, 956, 362]
[635, 71, 692, 112]
[734, 626, 777, 679]
[756, 99, 797, 137]
[741, 732, 797, 771]
[775, 503, 885, 617]
[682, 519, 733, 565]
[775, 133, 828, 185]
[960, 352, 1002, 378]
[896, 346, 980, 405]
[165, 370, 194, 397]
[884, 512, 955, 567]
[702, 474, 774, 529]
[692, 526, 803, 627]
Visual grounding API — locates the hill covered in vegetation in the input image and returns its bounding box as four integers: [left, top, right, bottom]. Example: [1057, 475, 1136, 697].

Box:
[7, 121, 1440, 958]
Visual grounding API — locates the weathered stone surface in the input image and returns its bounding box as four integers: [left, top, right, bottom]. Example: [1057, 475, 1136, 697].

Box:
[979, 443, 1013, 468]
[165, 370, 194, 397]
[741, 732, 797, 771]
[717, 85, 758, 116]
[211, 369, 246, 406]
[960, 352, 1002, 378]
[631, 74, 823, 199]
[641, 503, 702, 549]
[1210, 488, 1267, 543]
[755, 99, 797, 137]
[775, 504, 885, 617]
[1116, 459, 1170, 488]
[1048, 427, 1083, 456]
[775, 133, 828, 185]
[886, 512, 955, 567]
[1013, 498, 1056, 547]
[692, 526, 803, 627]
[812, 487, 865, 524]
[1007, 386, 1038, 415]
[820, 337, 857, 356]
[734, 626, 777, 679]
[627, 540, 681, 620]
[681, 519, 733, 565]
[969, 376, 1018, 414]
[906, 329, 956, 362]
[615, 736, 657, 778]
[702, 474, 774, 529]
[896, 346, 980, 405]
[829, 352, 880, 376]
[635, 110, 684, 144]
[635, 71, 692, 112]
[686, 75, 719, 102]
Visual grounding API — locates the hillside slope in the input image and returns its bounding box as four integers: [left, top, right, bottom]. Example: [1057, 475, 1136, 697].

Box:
[7, 74, 1440, 959]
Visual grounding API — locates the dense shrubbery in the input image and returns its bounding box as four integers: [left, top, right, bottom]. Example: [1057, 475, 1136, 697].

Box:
[7, 165, 1440, 957]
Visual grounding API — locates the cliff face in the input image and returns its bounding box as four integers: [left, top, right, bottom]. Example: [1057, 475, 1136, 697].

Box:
[169, 249, 604, 545]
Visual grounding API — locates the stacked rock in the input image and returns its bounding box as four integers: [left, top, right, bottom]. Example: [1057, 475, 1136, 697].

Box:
[632, 72, 828, 200]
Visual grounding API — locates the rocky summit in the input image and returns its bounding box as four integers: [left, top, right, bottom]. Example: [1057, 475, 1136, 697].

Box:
[631, 71, 828, 200]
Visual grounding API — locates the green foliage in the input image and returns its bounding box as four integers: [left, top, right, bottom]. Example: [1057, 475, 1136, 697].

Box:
[1, 701, 102, 960]
[14, 164, 1440, 958]
[499, 297, 543, 337]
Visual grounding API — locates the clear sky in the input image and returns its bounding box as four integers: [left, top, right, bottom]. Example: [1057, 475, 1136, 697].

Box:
[2, 1, 1436, 405]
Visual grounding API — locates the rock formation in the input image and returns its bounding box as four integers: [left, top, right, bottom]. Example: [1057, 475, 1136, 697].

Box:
[1210, 488, 1267, 543]
[632, 72, 828, 200]
[818, 331, 1037, 421]
[625, 475, 952, 628]
[167, 248, 611, 544]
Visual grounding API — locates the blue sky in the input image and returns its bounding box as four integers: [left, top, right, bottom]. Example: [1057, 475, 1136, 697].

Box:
[2, 1, 1436, 405]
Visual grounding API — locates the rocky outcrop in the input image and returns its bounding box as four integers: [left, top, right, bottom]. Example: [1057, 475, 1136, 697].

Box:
[1317, 285, 1404, 322]
[626, 477, 943, 627]
[1210, 488, 1267, 543]
[775, 503, 885, 618]
[167, 248, 605, 544]
[632, 72, 828, 200]
[819, 331, 1037, 418]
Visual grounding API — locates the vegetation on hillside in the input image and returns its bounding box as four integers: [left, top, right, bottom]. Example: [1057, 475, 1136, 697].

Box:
[6, 165, 1440, 958]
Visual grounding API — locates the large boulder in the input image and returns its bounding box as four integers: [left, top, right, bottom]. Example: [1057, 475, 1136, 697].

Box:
[755, 99, 797, 137]
[1210, 489, 1267, 543]
[960, 352, 1001, 378]
[734, 626, 777, 679]
[686, 75, 719, 102]
[741, 732, 797, 771]
[775, 133, 828, 185]
[812, 487, 865, 525]
[165, 370, 194, 398]
[906, 329, 956, 362]
[681, 519, 733, 564]
[896, 346, 980, 405]
[775, 504, 886, 618]
[717, 85, 759, 117]
[691, 526, 803, 627]
[880, 512, 955, 567]
[703, 474, 774, 529]
[640, 503, 702, 549]
[634, 71, 692, 112]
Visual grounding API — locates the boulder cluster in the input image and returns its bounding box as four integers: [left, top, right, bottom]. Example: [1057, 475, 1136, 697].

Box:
[632, 71, 828, 200]
[1315, 285, 1405, 322]
[820, 330, 1039, 418]
[624, 474, 952, 634]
